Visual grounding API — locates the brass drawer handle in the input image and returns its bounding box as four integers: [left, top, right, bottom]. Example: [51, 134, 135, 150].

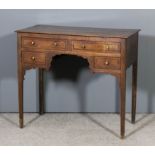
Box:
[105, 45, 109, 50]
[31, 41, 35, 45]
[31, 56, 36, 61]
[104, 61, 109, 65]
[54, 42, 58, 46]
[81, 44, 86, 49]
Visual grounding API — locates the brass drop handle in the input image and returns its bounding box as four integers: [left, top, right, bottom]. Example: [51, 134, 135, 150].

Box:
[82, 44, 86, 49]
[31, 56, 36, 61]
[31, 41, 35, 45]
[104, 61, 109, 65]
[54, 42, 58, 46]
[105, 45, 109, 50]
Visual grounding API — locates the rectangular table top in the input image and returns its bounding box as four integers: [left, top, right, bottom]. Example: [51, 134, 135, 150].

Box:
[16, 25, 140, 39]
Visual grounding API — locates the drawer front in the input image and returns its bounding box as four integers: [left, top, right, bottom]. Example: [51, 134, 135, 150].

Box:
[72, 41, 120, 52]
[94, 57, 120, 70]
[22, 52, 46, 65]
[22, 37, 67, 50]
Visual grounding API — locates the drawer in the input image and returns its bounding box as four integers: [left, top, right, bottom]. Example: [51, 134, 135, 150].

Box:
[94, 57, 120, 70]
[22, 52, 46, 65]
[22, 37, 67, 50]
[72, 41, 120, 52]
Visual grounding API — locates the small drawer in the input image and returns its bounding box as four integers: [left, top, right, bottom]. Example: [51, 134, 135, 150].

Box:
[72, 41, 120, 52]
[22, 37, 67, 51]
[72, 41, 103, 51]
[22, 52, 46, 65]
[104, 43, 120, 51]
[94, 57, 120, 70]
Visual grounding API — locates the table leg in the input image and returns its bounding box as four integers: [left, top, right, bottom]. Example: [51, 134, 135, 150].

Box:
[18, 65, 24, 128]
[39, 69, 44, 115]
[119, 71, 126, 139]
[131, 60, 138, 123]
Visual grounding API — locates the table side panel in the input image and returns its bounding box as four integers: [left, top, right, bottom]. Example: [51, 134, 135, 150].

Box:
[126, 33, 139, 68]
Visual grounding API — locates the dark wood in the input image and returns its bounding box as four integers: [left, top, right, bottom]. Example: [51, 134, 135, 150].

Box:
[131, 34, 138, 124]
[39, 69, 44, 115]
[17, 33, 24, 128]
[119, 71, 126, 139]
[131, 60, 138, 123]
[126, 33, 138, 68]
[16, 25, 140, 138]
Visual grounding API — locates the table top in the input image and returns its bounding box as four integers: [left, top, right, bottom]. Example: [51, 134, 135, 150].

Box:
[16, 25, 140, 39]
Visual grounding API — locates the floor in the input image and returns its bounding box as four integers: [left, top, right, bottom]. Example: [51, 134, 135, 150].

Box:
[0, 113, 155, 145]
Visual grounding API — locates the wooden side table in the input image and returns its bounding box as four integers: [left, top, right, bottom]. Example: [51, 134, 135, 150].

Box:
[16, 25, 140, 138]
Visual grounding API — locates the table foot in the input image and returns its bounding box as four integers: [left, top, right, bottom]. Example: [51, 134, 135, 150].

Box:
[19, 118, 24, 128]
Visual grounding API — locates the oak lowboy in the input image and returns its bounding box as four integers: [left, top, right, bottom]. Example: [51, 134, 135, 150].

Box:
[16, 25, 140, 138]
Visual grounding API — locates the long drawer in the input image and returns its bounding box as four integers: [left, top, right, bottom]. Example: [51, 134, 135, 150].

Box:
[72, 41, 120, 53]
[22, 37, 67, 51]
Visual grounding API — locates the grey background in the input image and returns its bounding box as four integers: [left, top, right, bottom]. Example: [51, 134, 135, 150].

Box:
[0, 10, 154, 113]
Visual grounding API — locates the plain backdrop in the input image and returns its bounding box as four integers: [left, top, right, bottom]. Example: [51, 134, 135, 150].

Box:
[0, 9, 154, 113]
